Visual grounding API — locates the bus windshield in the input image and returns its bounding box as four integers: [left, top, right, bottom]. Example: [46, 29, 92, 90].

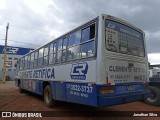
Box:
[105, 19, 145, 57]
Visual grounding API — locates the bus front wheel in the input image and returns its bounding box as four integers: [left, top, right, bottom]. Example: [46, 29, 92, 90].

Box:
[43, 85, 55, 107]
[144, 86, 160, 106]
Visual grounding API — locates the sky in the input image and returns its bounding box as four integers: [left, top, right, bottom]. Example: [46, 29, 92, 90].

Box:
[0, 0, 160, 64]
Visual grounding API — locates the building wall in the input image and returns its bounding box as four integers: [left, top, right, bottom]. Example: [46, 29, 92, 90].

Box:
[0, 45, 34, 80]
[0, 54, 22, 80]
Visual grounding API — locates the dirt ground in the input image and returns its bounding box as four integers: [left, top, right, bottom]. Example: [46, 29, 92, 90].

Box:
[0, 81, 160, 120]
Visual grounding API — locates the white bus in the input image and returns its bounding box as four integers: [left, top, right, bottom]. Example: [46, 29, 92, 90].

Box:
[15, 14, 150, 107]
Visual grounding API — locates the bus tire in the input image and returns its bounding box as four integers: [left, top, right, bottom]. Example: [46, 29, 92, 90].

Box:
[144, 86, 160, 106]
[43, 85, 55, 107]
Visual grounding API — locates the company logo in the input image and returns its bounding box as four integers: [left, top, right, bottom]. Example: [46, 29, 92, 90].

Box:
[2, 112, 11, 117]
[3, 47, 19, 54]
[70, 62, 88, 80]
[1, 112, 42, 118]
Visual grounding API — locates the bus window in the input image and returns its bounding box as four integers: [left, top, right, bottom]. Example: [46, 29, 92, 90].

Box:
[62, 50, 67, 62]
[34, 51, 38, 67]
[58, 39, 63, 50]
[63, 37, 68, 49]
[81, 24, 95, 58]
[53, 43, 56, 63]
[62, 37, 68, 62]
[30, 53, 34, 68]
[90, 24, 95, 39]
[67, 31, 81, 61]
[82, 27, 90, 42]
[27, 55, 31, 68]
[82, 24, 95, 42]
[22, 57, 25, 69]
[57, 51, 62, 63]
[19, 58, 22, 70]
[44, 46, 49, 65]
[68, 30, 81, 47]
[57, 39, 62, 63]
[24, 56, 28, 69]
[68, 45, 80, 60]
[81, 41, 94, 58]
[49, 43, 54, 64]
[105, 19, 145, 57]
[38, 48, 44, 66]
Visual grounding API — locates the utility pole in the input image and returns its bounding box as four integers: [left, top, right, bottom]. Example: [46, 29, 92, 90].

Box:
[2, 23, 9, 83]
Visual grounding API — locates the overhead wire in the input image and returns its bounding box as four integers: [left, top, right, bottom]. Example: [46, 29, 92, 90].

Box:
[0, 39, 41, 47]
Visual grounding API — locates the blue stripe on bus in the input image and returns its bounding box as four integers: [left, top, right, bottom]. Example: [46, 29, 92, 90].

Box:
[37, 80, 43, 95]
[65, 82, 97, 106]
[17, 79, 150, 107]
[98, 90, 150, 106]
[51, 81, 67, 101]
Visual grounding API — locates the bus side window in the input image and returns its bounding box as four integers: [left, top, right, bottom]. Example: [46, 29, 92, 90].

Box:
[49, 42, 54, 64]
[34, 51, 38, 68]
[62, 37, 68, 62]
[30, 53, 34, 68]
[22, 57, 25, 69]
[49, 42, 57, 64]
[24, 56, 28, 69]
[67, 30, 81, 61]
[53, 42, 57, 63]
[43, 46, 49, 65]
[27, 55, 31, 68]
[68, 46, 80, 60]
[81, 24, 95, 58]
[19, 58, 22, 70]
[81, 41, 95, 58]
[56, 39, 62, 63]
[38, 48, 44, 66]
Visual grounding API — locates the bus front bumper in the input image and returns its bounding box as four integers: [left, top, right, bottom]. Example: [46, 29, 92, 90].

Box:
[98, 90, 151, 107]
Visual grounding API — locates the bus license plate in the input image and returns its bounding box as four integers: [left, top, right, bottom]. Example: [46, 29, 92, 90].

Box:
[127, 85, 134, 90]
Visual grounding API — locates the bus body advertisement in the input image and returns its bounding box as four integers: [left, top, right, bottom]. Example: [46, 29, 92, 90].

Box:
[15, 14, 151, 107]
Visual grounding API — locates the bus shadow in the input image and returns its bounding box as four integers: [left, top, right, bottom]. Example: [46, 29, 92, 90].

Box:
[20, 90, 132, 117]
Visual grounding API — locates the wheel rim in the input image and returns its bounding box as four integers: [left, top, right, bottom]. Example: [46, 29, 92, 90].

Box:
[147, 91, 157, 102]
[45, 90, 50, 104]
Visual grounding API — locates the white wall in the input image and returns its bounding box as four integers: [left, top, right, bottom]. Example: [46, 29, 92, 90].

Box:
[0, 54, 22, 80]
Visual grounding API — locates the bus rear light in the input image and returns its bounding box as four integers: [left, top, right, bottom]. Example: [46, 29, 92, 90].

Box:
[88, 83, 96, 86]
[106, 77, 111, 86]
[91, 83, 96, 86]
[99, 86, 114, 94]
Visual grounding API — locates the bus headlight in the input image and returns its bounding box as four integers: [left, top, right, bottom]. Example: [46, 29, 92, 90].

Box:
[99, 86, 115, 94]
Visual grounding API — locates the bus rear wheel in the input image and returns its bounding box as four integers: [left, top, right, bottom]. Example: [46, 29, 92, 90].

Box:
[144, 86, 160, 106]
[43, 85, 55, 107]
